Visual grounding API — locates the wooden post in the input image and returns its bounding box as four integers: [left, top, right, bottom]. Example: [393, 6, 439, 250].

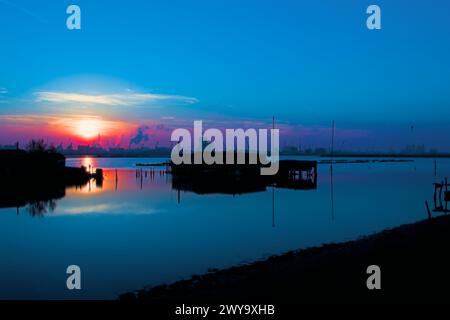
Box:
[425, 201, 431, 219]
[272, 185, 275, 228]
[314, 163, 318, 188]
[434, 160, 437, 176]
[115, 169, 118, 191]
[331, 120, 335, 159]
[434, 184, 437, 207]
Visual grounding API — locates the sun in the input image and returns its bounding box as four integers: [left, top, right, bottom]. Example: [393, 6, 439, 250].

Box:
[73, 118, 104, 139]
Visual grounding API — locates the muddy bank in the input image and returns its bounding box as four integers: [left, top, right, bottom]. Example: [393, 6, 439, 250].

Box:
[122, 215, 450, 302]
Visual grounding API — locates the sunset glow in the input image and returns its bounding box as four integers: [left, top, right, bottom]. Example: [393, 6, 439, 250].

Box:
[51, 115, 136, 145]
[73, 118, 104, 139]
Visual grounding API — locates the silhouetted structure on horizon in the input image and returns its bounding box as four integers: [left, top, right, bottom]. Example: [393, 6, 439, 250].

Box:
[170, 153, 317, 195]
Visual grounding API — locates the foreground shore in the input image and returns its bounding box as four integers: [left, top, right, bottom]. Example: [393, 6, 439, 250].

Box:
[122, 214, 450, 302]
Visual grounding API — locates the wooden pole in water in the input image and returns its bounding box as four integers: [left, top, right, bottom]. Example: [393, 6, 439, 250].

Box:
[425, 201, 431, 219]
[272, 116, 276, 228]
[330, 163, 335, 222]
[272, 185, 275, 228]
[115, 169, 118, 191]
[331, 120, 335, 159]
[329, 120, 335, 221]
[434, 160, 437, 176]
[434, 184, 437, 207]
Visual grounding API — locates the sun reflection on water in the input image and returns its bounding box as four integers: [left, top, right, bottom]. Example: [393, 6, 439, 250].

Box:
[80, 157, 97, 172]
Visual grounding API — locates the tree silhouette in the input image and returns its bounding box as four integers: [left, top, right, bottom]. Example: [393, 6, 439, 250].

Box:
[26, 139, 57, 153]
[26, 139, 47, 153]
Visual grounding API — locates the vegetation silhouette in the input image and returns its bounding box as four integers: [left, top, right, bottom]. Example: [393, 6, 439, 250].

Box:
[0, 140, 102, 215]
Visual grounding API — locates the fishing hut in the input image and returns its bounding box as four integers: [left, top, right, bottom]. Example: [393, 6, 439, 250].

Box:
[169, 153, 317, 195]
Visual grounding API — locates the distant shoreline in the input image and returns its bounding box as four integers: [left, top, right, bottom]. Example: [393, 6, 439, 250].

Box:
[62, 153, 450, 159]
[320, 153, 450, 158]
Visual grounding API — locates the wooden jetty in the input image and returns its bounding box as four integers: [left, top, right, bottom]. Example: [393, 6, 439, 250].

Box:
[272, 160, 317, 190]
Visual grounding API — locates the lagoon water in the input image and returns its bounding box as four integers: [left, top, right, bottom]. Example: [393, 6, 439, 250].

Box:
[0, 156, 449, 299]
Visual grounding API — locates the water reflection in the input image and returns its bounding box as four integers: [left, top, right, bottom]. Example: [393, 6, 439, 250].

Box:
[0, 177, 67, 217]
[0, 168, 97, 217]
[2, 157, 448, 222]
[2, 157, 450, 299]
[1, 164, 315, 221]
[3, 158, 448, 224]
[80, 156, 97, 173]
[26, 199, 58, 217]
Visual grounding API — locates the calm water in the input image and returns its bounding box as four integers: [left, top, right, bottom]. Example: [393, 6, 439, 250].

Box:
[0, 156, 449, 299]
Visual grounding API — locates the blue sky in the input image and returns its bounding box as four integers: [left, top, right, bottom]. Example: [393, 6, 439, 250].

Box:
[1, 0, 450, 150]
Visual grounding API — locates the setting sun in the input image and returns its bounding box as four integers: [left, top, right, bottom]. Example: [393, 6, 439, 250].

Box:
[74, 118, 105, 139]
[51, 115, 134, 144]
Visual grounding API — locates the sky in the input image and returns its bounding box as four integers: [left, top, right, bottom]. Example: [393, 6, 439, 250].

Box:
[0, 0, 449, 151]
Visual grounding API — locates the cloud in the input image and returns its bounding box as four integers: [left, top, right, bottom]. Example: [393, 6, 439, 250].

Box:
[0, 87, 7, 101]
[34, 91, 198, 107]
[0, 114, 59, 126]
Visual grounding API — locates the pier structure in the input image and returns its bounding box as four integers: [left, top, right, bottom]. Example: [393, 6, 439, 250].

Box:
[169, 155, 317, 195]
[432, 178, 450, 215]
